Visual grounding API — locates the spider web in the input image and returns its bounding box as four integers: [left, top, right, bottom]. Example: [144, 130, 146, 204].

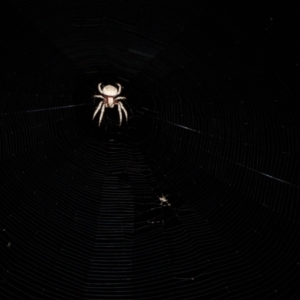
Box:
[1, 1, 300, 300]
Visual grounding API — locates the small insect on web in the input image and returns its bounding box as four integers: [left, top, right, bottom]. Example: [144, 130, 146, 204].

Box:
[92, 83, 128, 126]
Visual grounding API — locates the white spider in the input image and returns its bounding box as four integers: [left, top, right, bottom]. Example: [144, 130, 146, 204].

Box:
[92, 83, 128, 126]
[159, 194, 171, 206]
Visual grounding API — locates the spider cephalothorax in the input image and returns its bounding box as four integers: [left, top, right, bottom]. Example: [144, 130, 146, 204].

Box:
[92, 83, 128, 126]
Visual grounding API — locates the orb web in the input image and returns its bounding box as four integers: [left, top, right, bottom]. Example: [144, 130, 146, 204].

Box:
[1, 1, 300, 299]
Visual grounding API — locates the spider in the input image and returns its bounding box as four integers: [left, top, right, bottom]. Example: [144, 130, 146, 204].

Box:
[159, 194, 171, 206]
[92, 83, 128, 126]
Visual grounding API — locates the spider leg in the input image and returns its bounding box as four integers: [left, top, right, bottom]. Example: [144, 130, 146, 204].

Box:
[92, 101, 103, 120]
[115, 96, 126, 101]
[98, 83, 103, 94]
[119, 101, 128, 122]
[98, 104, 106, 126]
[117, 103, 123, 126]
[94, 95, 105, 99]
[116, 83, 122, 95]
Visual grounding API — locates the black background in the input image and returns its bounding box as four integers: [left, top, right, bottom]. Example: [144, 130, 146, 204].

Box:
[1, 1, 300, 299]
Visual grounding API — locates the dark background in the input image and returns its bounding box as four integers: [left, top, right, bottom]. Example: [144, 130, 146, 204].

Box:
[1, 1, 300, 299]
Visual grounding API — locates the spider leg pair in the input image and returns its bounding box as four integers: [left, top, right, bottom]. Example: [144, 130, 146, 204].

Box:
[116, 96, 128, 125]
[92, 99, 105, 126]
